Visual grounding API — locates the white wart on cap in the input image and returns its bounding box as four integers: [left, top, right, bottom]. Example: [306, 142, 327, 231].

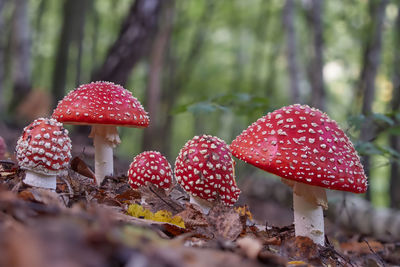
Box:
[52, 81, 149, 185]
[16, 118, 72, 189]
[175, 135, 240, 209]
[128, 151, 173, 189]
[230, 104, 367, 193]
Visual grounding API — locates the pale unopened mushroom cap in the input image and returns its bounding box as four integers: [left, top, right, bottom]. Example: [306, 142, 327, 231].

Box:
[16, 118, 72, 175]
[52, 81, 149, 127]
[128, 151, 173, 189]
[175, 135, 241, 206]
[230, 104, 367, 193]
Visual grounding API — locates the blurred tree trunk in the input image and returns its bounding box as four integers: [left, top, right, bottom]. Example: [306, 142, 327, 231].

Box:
[142, 0, 174, 151]
[159, 1, 215, 157]
[249, 2, 271, 94]
[51, 0, 89, 108]
[32, 0, 47, 86]
[92, 0, 164, 85]
[390, 3, 400, 209]
[358, 0, 388, 200]
[283, 0, 300, 103]
[0, 0, 7, 115]
[74, 0, 92, 86]
[305, 0, 325, 110]
[9, 0, 32, 113]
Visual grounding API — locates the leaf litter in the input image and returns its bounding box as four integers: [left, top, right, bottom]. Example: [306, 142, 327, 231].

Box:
[0, 157, 399, 266]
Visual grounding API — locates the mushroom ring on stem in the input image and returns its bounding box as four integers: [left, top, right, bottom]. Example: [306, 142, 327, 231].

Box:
[174, 135, 241, 214]
[230, 104, 367, 246]
[52, 81, 149, 185]
[16, 118, 72, 190]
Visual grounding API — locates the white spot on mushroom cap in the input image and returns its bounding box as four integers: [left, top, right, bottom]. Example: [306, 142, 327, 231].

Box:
[230, 104, 367, 193]
[16, 118, 72, 175]
[52, 81, 150, 128]
[174, 135, 240, 206]
[127, 151, 172, 190]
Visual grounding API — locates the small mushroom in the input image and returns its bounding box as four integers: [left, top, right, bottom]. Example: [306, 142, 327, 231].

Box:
[174, 135, 241, 214]
[52, 81, 149, 185]
[16, 118, 72, 190]
[230, 104, 367, 246]
[127, 151, 173, 190]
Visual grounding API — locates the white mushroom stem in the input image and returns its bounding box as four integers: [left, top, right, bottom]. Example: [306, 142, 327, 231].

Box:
[292, 182, 327, 246]
[23, 171, 57, 190]
[89, 125, 121, 186]
[190, 195, 213, 214]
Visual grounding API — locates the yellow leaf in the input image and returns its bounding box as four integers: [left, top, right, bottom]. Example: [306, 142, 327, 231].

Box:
[127, 204, 185, 228]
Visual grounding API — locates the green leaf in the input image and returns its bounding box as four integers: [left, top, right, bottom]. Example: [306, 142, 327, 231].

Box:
[372, 113, 394, 126]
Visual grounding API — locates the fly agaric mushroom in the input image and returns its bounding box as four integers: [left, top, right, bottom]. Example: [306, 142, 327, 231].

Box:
[52, 81, 149, 185]
[16, 118, 72, 189]
[128, 151, 173, 190]
[174, 135, 241, 214]
[230, 104, 367, 246]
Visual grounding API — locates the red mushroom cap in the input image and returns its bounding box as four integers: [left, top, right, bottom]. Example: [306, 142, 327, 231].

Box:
[52, 81, 149, 127]
[128, 151, 173, 189]
[230, 104, 367, 193]
[16, 118, 72, 175]
[174, 135, 240, 206]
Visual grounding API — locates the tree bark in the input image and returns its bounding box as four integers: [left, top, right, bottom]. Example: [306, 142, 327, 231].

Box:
[357, 0, 388, 200]
[142, 0, 174, 151]
[51, 0, 89, 107]
[283, 0, 300, 104]
[9, 0, 32, 113]
[390, 2, 400, 209]
[158, 1, 215, 157]
[92, 0, 164, 85]
[305, 0, 325, 110]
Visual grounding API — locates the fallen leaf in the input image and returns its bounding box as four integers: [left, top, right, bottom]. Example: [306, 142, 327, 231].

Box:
[340, 240, 384, 255]
[207, 204, 244, 241]
[70, 157, 96, 181]
[176, 203, 208, 229]
[127, 204, 185, 228]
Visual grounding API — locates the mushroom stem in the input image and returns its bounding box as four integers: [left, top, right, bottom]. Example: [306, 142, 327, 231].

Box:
[90, 125, 121, 186]
[23, 171, 57, 190]
[190, 195, 213, 214]
[293, 183, 325, 246]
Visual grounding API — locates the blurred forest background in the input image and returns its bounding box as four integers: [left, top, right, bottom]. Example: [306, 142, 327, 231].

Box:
[0, 0, 400, 209]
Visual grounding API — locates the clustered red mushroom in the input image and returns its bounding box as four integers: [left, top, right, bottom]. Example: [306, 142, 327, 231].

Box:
[174, 135, 241, 213]
[52, 81, 149, 185]
[16, 118, 72, 190]
[128, 151, 173, 190]
[230, 104, 367, 245]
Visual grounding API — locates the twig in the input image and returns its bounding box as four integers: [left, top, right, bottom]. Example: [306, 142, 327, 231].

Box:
[59, 176, 74, 199]
[363, 238, 386, 267]
[324, 235, 355, 267]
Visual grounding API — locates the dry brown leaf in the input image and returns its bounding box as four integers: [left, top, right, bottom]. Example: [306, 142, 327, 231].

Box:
[340, 240, 384, 255]
[140, 184, 184, 215]
[176, 203, 208, 229]
[70, 156, 96, 181]
[207, 204, 244, 241]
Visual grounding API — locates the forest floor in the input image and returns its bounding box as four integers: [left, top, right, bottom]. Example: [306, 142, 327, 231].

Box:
[1, 156, 400, 267]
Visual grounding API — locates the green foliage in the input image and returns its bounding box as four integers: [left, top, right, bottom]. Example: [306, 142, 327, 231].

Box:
[172, 92, 269, 117]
